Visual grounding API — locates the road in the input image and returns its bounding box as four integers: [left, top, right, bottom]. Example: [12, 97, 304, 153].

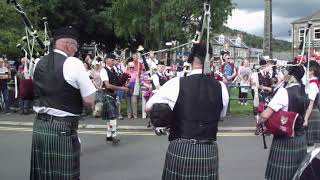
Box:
[0, 126, 271, 180]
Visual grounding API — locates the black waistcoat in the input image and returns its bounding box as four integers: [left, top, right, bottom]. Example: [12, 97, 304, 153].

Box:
[156, 73, 168, 86]
[33, 52, 83, 114]
[286, 85, 307, 135]
[105, 67, 118, 94]
[169, 74, 223, 141]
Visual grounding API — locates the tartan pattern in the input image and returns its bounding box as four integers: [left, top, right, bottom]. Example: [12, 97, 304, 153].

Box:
[30, 116, 80, 180]
[265, 135, 307, 180]
[98, 91, 119, 120]
[162, 140, 219, 180]
[306, 111, 320, 145]
[95, 90, 105, 103]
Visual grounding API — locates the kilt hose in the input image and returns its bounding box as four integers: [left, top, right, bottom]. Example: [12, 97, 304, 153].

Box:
[306, 110, 320, 146]
[265, 134, 307, 180]
[30, 114, 80, 180]
[99, 91, 118, 120]
[162, 140, 219, 180]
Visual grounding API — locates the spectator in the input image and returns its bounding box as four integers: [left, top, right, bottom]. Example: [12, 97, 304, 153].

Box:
[0, 57, 11, 113]
[16, 57, 34, 114]
[126, 62, 138, 119]
[140, 68, 153, 119]
[237, 59, 252, 103]
[240, 74, 250, 105]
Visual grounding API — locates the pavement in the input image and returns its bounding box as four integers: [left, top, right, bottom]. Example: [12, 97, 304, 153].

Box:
[0, 112, 257, 132]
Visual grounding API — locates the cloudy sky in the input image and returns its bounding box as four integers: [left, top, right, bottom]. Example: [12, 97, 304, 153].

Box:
[226, 0, 320, 42]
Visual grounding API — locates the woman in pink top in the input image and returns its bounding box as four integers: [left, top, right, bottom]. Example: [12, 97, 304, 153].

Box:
[126, 62, 138, 118]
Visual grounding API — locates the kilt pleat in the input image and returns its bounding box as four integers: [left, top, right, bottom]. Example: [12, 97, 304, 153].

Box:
[265, 134, 307, 180]
[306, 111, 320, 145]
[162, 140, 219, 180]
[99, 91, 118, 120]
[30, 117, 80, 180]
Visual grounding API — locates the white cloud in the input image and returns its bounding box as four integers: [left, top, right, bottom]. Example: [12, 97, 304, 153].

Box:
[226, 9, 264, 36]
[226, 9, 296, 42]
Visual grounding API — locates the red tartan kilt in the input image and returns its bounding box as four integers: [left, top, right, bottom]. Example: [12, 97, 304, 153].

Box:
[19, 79, 34, 99]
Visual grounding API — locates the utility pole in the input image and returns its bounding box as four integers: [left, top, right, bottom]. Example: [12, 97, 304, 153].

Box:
[263, 0, 273, 59]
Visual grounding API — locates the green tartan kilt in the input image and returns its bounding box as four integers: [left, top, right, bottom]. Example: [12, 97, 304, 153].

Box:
[306, 110, 320, 145]
[30, 116, 80, 180]
[162, 140, 219, 180]
[99, 91, 118, 120]
[265, 134, 307, 180]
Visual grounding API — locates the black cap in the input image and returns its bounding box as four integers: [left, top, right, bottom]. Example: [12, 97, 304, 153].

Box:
[287, 63, 305, 80]
[259, 59, 267, 66]
[53, 26, 79, 41]
[187, 43, 208, 63]
[106, 53, 116, 59]
[220, 50, 230, 56]
[158, 61, 165, 65]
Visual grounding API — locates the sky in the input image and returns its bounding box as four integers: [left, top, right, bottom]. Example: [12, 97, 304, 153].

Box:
[226, 0, 320, 42]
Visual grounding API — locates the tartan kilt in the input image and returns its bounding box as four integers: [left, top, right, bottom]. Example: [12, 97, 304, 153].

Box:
[95, 90, 105, 103]
[265, 134, 307, 180]
[306, 110, 320, 145]
[162, 140, 219, 180]
[100, 91, 118, 120]
[30, 116, 80, 180]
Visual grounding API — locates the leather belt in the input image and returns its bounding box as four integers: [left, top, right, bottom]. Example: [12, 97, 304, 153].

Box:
[36, 113, 80, 123]
[175, 138, 216, 145]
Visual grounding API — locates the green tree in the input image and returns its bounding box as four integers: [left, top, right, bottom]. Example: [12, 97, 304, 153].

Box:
[110, 0, 234, 50]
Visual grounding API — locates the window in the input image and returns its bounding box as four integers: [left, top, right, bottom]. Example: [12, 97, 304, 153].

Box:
[219, 34, 225, 44]
[315, 28, 320, 40]
[299, 28, 305, 41]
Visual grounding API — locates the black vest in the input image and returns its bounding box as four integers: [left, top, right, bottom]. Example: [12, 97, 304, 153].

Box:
[105, 67, 118, 94]
[287, 85, 307, 135]
[169, 74, 223, 141]
[33, 52, 83, 114]
[156, 73, 168, 86]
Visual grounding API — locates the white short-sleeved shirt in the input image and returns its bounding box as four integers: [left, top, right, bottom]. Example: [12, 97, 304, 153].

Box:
[307, 77, 319, 101]
[268, 87, 289, 112]
[146, 69, 229, 117]
[33, 49, 96, 116]
[151, 73, 162, 87]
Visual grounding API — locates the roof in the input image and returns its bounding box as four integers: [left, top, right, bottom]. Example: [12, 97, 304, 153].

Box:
[292, 10, 320, 24]
[211, 36, 249, 49]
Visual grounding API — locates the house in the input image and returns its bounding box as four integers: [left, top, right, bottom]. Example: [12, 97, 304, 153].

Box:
[210, 34, 249, 62]
[291, 10, 320, 57]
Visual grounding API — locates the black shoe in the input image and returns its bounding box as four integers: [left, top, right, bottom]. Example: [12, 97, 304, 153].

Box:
[19, 109, 24, 114]
[106, 136, 113, 141]
[112, 136, 120, 144]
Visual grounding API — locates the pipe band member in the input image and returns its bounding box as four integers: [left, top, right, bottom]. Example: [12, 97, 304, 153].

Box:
[145, 44, 229, 180]
[258, 64, 307, 180]
[304, 60, 320, 150]
[31, 26, 96, 180]
[99, 54, 129, 144]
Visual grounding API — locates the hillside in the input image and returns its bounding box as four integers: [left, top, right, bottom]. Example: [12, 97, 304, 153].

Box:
[219, 26, 291, 52]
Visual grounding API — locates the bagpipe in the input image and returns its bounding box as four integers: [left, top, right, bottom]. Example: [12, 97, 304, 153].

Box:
[7, 0, 50, 99]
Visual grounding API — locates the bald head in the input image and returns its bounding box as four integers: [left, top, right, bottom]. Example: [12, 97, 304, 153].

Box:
[54, 38, 78, 57]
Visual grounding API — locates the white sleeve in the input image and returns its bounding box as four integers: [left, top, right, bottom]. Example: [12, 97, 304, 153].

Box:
[146, 77, 180, 110]
[63, 58, 96, 97]
[219, 81, 229, 117]
[268, 87, 288, 112]
[100, 68, 109, 82]
[152, 74, 160, 87]
[308, 83, 319, 101]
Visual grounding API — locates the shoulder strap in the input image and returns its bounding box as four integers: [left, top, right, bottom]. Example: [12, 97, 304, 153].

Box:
[310, 79, 320, 88]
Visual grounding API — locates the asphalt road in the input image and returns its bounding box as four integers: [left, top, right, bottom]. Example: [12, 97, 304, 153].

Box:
[0, 127, 271, 180]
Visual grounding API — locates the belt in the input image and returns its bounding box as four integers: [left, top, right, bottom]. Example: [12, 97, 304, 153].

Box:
[175, 138, 216, 145]
[36, 113, 80, 123]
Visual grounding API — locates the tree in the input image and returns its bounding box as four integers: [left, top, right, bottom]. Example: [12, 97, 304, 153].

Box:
[110, 0, 234, 50]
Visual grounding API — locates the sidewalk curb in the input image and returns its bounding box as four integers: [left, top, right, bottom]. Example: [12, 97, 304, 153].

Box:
[0, 121, 256, 132]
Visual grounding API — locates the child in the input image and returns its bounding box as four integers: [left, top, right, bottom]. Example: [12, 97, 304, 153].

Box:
[240, 74, 250, 105]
